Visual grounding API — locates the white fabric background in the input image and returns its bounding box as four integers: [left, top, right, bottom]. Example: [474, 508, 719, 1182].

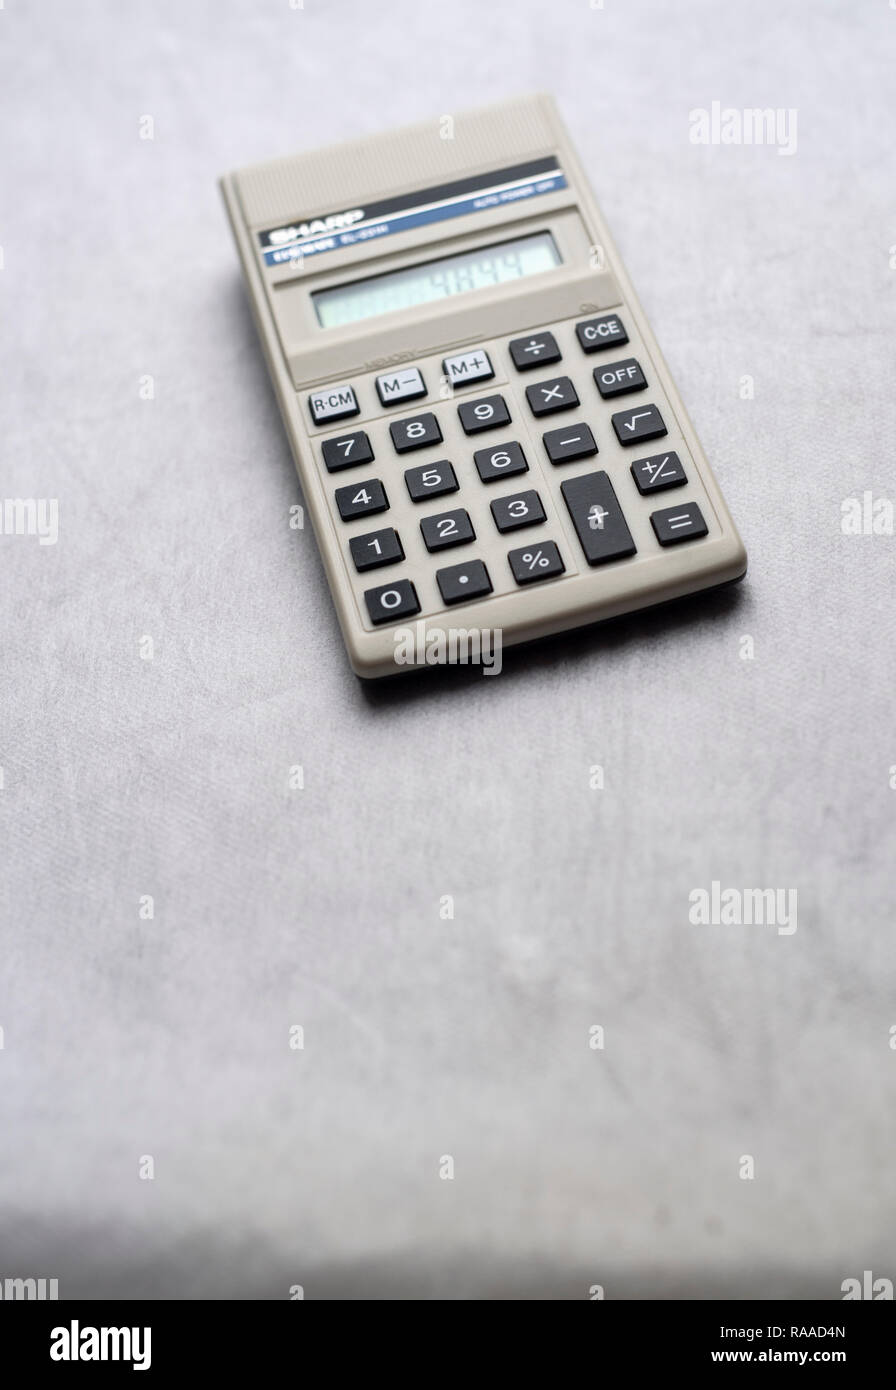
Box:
[1, 0, 894, 1298]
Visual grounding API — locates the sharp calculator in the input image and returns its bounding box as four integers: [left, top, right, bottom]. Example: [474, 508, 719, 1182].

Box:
[220, 94, 746, 678]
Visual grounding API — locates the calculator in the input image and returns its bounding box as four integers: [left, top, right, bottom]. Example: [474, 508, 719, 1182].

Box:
[220, 94, 746, 678]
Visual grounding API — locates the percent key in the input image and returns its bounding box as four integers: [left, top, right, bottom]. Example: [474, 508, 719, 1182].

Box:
[508, 541, 565, 585]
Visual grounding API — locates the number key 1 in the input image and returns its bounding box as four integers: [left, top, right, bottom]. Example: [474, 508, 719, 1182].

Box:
[349, 527, 404, 572]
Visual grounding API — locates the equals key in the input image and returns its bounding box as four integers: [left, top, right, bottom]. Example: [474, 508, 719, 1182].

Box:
[651, 502, 709, 546]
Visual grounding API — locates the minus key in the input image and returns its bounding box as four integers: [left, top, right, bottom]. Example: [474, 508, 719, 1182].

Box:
[542, 422, 598, 465]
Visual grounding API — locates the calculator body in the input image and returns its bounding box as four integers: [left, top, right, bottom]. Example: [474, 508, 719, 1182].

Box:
[220, 95, 746, 678]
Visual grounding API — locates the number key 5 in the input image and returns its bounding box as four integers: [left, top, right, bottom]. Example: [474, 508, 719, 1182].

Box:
[404, 460, 459, 502]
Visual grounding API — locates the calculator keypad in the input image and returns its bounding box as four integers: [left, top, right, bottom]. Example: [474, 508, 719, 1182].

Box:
[314, 311, 717, 632]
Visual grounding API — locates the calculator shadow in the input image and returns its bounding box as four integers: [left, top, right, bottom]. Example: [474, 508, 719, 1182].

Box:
[359, 577, 749, 707]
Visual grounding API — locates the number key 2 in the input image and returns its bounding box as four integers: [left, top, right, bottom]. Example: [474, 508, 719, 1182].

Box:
[420, 508, 475, 552]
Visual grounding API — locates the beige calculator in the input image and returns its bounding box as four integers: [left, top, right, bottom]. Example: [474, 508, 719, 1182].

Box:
[220, 94, 746, 678]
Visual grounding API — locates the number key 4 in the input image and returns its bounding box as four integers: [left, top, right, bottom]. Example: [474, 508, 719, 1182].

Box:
[335, 478, 389, 521]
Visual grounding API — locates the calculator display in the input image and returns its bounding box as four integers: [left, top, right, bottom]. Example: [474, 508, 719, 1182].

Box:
[313, 232, 561, 328]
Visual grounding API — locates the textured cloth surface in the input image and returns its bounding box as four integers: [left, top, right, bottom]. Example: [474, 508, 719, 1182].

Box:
[1, 0, 894, 1299]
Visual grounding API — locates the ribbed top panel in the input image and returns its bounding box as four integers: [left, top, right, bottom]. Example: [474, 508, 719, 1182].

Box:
[233, 94, 561, 230]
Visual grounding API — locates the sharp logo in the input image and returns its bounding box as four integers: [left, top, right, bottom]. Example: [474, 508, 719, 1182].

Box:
[268, 208, 364, 245]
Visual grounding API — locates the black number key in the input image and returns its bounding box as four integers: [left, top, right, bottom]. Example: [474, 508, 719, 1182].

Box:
[390, 412, 442, 453]
[364, 578, 420, 625]
[349, 527, 404, 572]
[473, 441, 528, 483]
[322, 430, 374, 472]
[458, 394, 511, 435]
[490, 490, 546, 534]
[560, 471, 636, 566]
[525, 375, 579, 417]
[611, 403, 667, 445]
[404, 459, 458, 502]
[420, 508, 475, 552]
[335, 477, 388, 520]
